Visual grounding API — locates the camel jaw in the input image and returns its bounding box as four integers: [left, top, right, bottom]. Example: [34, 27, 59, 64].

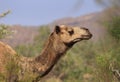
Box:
[81, 33, 92, 40]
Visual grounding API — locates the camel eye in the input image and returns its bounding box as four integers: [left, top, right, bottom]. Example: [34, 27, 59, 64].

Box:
[68, 30, 74, 35]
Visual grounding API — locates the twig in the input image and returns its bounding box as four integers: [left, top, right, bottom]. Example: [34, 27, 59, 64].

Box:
[0, 10, 11, 18]
[109, 63, 120, 80]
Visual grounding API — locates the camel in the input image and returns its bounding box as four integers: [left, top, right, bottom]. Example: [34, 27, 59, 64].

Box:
[0, 25, 92, 82]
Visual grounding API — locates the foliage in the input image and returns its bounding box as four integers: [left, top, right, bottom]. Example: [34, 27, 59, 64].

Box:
[0, 10, 12, 39]
[105, 16, 120, 40]
[52, 41, 94, 82]
[0, 24, 12, 39]
[1, 3, 120, 82]
[5, 55, 20, 82]
[15, 25, 120, 82]
[15, 25, 50, 57]
[0, 73, 5, 82]
[0, 10, 10, 18]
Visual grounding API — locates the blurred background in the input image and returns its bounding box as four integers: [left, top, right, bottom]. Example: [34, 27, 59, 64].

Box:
[0, 0, 104, 25]
[0, 0, 120, 82]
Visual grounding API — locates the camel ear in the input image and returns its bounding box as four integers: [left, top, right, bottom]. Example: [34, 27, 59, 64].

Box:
[55, 25, 60, 34]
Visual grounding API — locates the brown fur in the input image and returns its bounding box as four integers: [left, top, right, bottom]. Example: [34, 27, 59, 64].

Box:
[0, 25, 92, 82]
[0, 42, 16, 73]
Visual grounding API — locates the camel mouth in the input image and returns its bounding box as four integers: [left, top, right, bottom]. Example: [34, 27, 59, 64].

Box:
[72, 38, 82, 42]
[73, 33, 92, 42]
[81, 33, 92, 40]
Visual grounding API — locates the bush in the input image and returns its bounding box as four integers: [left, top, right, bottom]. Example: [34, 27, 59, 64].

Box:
[0, 24, 12, 39]
[0, 10, 11, 39]
[15, 25, 120, 82]
[15, 25, 50, 57]
[105, 16, 120, 40]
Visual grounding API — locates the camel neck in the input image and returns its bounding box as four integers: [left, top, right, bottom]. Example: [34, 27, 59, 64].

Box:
[34, 34, 68, 77]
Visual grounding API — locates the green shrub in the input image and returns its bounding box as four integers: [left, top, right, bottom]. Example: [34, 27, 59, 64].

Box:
[105, 16, 120, 40]
[15, 25, 50, 57]
[0, 10, 11, 39]
[15, 25, 120, 82]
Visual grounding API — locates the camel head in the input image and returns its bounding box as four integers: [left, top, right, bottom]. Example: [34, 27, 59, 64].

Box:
[53, 25, 92, 47]
[36, 25, 92, 79]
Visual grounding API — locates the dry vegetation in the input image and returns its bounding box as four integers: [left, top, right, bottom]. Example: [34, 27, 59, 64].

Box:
[15, 25, 120, 82]
[0, 8, 120, 81]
